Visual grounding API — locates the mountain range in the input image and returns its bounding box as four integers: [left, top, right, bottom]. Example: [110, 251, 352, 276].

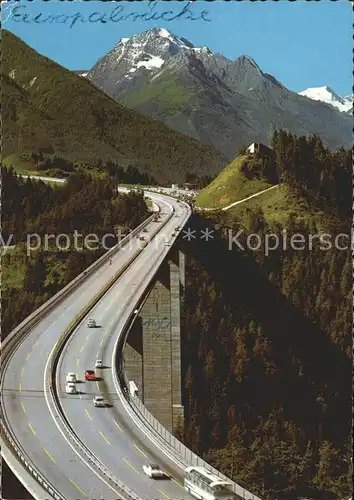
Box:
[86, 28, 352, 159]
[2, 30, 226, 183]
[299, 86, 352, 114]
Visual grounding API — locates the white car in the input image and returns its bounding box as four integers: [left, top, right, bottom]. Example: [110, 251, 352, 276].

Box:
[66, 372, 77, 383]
[95, 359, 103, 368]
[65, 382, 77, 394]
[93, 395, 105, 407]
[142, 464, 164, 479]
[87, 318, 96, 328]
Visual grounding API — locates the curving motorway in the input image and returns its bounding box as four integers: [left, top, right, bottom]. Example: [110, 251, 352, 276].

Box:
[1, 192, 192, 500]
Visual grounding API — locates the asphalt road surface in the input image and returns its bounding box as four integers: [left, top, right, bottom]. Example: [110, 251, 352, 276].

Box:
[2, 193, 192, 500]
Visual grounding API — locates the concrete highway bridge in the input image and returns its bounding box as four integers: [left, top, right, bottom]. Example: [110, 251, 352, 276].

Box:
[1, 191, 261, 500]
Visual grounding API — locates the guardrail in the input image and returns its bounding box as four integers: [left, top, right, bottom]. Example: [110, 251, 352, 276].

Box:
[1, 209, 158, 499]
[45, 247, 146, 500]
[43, 199, 176, 499]
[1, 425, 64, 500]
[115, 354, 262, 500]
[127, 396, 262, 500]
[112, 200, 263, 500]
[2, 209, 157, 353]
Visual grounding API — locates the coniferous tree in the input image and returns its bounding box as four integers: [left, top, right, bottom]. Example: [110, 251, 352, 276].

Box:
[23, 253, 46, 294]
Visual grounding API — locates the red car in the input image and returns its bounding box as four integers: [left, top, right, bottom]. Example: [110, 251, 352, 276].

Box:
[85, 370, 96, 381]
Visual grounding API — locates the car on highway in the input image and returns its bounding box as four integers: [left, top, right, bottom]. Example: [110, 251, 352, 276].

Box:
[66, 372, 77, 383]
[95, 359, 103, 368]
[93, 395, 106, 407]
[85, 370, 96, 381]
[65, 382, 77, 394]
[142, 464, 164, 479]
[87, 318, 96, 328]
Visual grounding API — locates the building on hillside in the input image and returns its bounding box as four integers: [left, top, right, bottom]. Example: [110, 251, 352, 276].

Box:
[183, 182, 198, 191]
[247, 142, 275, 159]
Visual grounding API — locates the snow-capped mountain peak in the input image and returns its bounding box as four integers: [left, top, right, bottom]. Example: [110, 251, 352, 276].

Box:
[86, 28, 352, 157]
[87, 27, 214, 86]
[299, 86, 352, 113]
[193, 45, 212, 56]
[114, 27, 194, 54]
[157, 28, 192, 49]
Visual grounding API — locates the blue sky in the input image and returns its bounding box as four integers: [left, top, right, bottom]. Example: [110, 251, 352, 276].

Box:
[3, 0, 352, 96]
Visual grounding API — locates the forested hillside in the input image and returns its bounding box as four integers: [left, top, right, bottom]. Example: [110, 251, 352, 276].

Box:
[180, 134, 352, 499]
[1, 168, 149, 339]
[2, 30, 227, 183]
[271, 131, 350, 219]
[1, 169, 150, 498]
[2, 131, 351, 499]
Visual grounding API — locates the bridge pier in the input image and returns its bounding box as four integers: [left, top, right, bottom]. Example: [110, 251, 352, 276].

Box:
[124, 249, 185, 434]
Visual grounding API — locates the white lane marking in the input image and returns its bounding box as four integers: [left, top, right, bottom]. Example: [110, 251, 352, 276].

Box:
[112, 419, 122, 432]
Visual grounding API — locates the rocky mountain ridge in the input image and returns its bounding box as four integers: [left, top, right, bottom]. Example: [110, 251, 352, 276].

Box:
[86, 28, 352, 158]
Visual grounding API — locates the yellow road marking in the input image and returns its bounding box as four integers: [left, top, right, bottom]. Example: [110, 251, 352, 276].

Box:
[28, 423, 36, 436]
[76, 358, 80, 366]
[123, 458, 139, 473]
[19, 382, 22, 392]
[26, 353, 31, 360]
[133, 443, 147, 458]
[44, 448, 56, 463]
[171, 478, 184, 489]
[33, 342, 38, 348]
[158, 490, 171, 500]
[80, 345, 84, 352]
[99, 339, 103, 346]
[69, 479, 86, 497]
[85, 409, 92, 421]
[112, 419, 122, 432]
[99, 432, 111, 444]
[21, 401, 26, 413]
[96, 381, 100, 390]
[21, 367, 25, 376]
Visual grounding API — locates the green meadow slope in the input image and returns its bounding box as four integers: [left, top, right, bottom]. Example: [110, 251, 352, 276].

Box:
[225, 183, 327, 227]
[196, 154, 272, 209]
